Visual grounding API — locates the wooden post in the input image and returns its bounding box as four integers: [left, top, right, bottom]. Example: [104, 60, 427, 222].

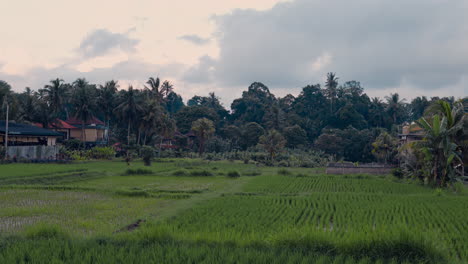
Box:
[3, 97, 9, 160]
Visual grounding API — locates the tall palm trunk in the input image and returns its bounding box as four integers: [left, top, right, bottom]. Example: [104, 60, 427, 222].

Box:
[127, 120, 131, 145]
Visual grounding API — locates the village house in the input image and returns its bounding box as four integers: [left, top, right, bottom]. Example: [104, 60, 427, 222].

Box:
[35, 117, 108, 145]
[398, 122, 425, 146]
[1, 121, 61, 160]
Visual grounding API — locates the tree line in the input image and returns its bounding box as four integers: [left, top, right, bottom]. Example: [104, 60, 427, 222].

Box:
[0, 73, 466, 166]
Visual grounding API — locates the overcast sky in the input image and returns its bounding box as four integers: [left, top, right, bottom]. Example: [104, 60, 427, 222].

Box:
[0, 0, 466, 106]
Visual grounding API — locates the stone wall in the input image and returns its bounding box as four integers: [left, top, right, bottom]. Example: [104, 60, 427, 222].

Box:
[7, 146, 58, 160]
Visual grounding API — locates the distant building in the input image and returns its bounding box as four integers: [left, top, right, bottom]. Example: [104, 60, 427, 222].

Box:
[0, 121, 61, 160]
[35, 117, 108, 145]
[65, 116, 108, 144]
[398, 123, 424, 146]
[1, 121, 61, 146]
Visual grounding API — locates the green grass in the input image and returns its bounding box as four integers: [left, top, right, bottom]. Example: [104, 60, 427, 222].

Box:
[0, 159, 467, 263]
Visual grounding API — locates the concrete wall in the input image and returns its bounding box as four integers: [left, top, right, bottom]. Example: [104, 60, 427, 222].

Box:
[7, 146, 59, 160]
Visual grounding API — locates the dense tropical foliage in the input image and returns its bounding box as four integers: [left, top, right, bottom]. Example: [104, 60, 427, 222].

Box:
[0, 74, 466, 184]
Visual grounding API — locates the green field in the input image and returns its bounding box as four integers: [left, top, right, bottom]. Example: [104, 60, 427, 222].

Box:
[0, 160, 467, 263]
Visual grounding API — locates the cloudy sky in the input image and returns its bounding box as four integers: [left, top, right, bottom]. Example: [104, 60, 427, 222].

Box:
[0, 0, 466, 106]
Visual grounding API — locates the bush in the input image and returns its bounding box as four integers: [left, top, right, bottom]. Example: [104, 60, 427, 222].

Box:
[392, 168, 404, 179]
[140, 146, 156, 166]
[63, 139, 83, 150]
[278, 168, 292, 176]
[86, 147, 115, 160]
[226, 171, 241, 178]
[124, 168, 153, 175]
[172, 170, 188, 176]
[189, 170, 214, 177]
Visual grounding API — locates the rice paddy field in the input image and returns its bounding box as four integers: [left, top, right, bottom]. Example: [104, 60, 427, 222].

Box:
[0, 159, 467, 263]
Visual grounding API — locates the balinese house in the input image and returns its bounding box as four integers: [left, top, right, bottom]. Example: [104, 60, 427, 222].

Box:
[65, 116, 108, 145]
[35, 116, 108, 145]
[1, 121, 61, 160]
[35, 119, 77, 141]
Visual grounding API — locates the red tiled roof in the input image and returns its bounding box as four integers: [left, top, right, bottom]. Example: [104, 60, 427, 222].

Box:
[65, 116, 105, 126]
[35, 119, 76, 129]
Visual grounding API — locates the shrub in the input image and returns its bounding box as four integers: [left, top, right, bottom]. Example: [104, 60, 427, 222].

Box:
[277, 168, 292, 176]
[226, 171, 241, 178]
[124, 168, 153, 175]
[86, 146, 115, 160]
[172, 170, 188, 176]
[189, 170, 214, 176]
[63, 139, 83, 150]
[140, 146, 156, 166]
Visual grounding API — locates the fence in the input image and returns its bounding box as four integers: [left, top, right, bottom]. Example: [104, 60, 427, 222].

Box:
[326, 162, 394, 175]
[7, 146, 59, 160]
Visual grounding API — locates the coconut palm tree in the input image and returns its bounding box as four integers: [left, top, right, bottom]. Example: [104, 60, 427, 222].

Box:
[160, 81, 174, 98]
[41, 78, 67, 117]
[385, 93, 406, 124]
[140, 99, 164, 145]
[325, 72, 339, 114]
[71, 78, 97, 145]
[145, 77, 161, 101]
[191, 118, 215, 156]
[98, 80, 118, 145]
[114, 86, 143, 145]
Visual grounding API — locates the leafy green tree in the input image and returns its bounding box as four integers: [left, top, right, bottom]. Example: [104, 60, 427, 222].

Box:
[258, 129, 286, 161]
[175, 106, 218, 133]
[241, 122, 265, 149]
[372, 132, 398, 164]
[283, 125, 308, 148]
[191, 118, 215, 156]
[231, 82, 275, 125]
[166, 92, 184, 115]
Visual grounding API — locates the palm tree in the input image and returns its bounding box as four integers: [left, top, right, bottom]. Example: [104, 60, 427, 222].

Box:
[114, 86, 143, 145]
[140, 99, 164, 145]
[191, 118, 215, 156]
[145, 77, 161, 101]
[160, 81, 174, 98]
[71, 78, 96, 145]
[98, 80, 118, 144]
[385, 93, 406, 124]
[325, 72, 339, 114]
[41, 78, 67, 118]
